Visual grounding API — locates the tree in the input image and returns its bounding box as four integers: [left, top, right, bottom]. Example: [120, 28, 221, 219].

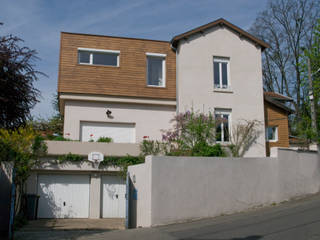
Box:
[0, 125, 47, 216]
[0, 25, 44, 129]
[298, 19, 320, 143]
[249, 0, 320, 121]
[32, 94, 63, 137]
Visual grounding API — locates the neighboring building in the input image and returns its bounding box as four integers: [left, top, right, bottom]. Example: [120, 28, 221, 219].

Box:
[58, 18, 269, 157]
[264, 92, 294, 156]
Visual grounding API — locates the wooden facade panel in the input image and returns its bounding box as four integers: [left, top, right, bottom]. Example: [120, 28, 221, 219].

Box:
[58, 33, 176, 99]
[264, 101, 290, 156]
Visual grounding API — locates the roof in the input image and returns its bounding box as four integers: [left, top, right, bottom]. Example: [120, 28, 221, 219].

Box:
[264, 93, 295, 114]
[264, 92, 293, 101]
[61, 32, 170, 43]
[170, 18, 270, 50]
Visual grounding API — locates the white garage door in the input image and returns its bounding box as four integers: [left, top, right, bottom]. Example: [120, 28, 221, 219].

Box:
[101, 175, 126, 218]
[37, 174, 90, 218]
[80, 122, 135, 143]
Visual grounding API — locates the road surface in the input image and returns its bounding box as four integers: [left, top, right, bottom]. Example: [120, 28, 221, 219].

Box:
[16, 193, 320, 240]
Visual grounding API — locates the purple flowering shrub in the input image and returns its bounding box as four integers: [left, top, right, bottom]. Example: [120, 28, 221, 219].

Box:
[140, 111, 227, 157]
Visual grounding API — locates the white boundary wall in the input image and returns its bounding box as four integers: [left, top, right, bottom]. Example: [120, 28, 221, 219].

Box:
[128, 148, 320, 227]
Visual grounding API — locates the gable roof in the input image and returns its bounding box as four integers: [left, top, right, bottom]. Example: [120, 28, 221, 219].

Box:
[264, 92, 293, 101]
[264, 92, 295, 114]
[170, 18, 270, 50]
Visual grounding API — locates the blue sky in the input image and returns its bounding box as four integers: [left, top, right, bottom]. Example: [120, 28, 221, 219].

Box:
[0, 0, 268, 119]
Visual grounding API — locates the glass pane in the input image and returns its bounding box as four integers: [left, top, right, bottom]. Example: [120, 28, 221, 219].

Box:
[92, 52, 118, 66]
[148, 57, 163, 86]
[222, 62, 228, 88]
[267, 127, 275, 140]
[223, 114, 229, 141]
[214, 62, 220, 88]
[79, 51, 90, 64]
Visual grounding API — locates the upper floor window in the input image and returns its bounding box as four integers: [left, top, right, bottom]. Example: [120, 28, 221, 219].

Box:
[78, 48, 120, 67]
[146, 53, 166, 87]
[215, 109, 231, 143]
[213, 57, 230, 89]
[266, 126, 278, 142]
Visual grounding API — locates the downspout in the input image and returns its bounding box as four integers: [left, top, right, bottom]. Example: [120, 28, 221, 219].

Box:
[170, 42, 179, 115]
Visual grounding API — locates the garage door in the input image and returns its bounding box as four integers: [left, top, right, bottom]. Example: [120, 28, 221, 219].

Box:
[80, 122, 135, 143]
[101, 175, 126, 218]
[37, 174, 90, 218]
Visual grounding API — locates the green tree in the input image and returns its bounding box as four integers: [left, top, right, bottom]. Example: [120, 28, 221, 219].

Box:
[0, 125, 47, 215]
[299, 19, 320, 143]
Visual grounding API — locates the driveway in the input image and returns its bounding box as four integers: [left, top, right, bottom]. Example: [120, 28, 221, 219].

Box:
[15, 193, 320, 240]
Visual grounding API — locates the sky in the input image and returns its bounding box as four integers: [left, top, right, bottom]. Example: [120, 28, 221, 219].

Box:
[0, 0, 269, 119]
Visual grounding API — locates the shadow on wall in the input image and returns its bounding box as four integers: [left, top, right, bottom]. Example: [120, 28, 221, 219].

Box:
[37, 181, 77, 219]
[0, 163, 12, 238]
[129, 177, 137, 228]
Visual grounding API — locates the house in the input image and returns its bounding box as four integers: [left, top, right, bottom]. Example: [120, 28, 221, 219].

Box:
[264, 92, 294, 156]
[26, 18, 270, 221]
[59, 18, 268, 157]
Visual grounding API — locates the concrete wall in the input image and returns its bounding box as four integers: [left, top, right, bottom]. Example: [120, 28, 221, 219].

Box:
[0, 162, 12, 237]
[63, 100, 176, 142]
[176, 26, 266, 157]
[45, 140, 140, 156]
[128, 148, 320, 227]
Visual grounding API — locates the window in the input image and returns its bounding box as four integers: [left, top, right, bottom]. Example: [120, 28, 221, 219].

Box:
[78, 48, 120, 67]
[215, 110, 231, 143]
[146, 53, 166, 87]
[213, 57, 230, 89]
[266, 126, 278, 142]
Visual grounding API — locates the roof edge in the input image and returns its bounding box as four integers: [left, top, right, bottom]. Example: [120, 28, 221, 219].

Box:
[61, 31, 170, 43]
[170, 18, 270, 50]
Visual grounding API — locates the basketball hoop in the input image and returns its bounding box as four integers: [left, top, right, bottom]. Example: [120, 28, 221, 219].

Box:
[88, 152, 104, 168]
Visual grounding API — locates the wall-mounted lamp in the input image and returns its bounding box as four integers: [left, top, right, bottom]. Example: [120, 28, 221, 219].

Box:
[106, 109, 112, 118]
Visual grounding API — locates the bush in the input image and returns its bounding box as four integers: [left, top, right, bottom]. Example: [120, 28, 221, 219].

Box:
[192, 143, 226, 157]
[140, 138, 163, 156]
[57, 153, 83, 163]
[97, 136, 113, 143]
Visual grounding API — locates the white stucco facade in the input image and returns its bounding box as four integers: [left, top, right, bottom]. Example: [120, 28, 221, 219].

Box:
[63, 99, 176, 142]
[176, 26, 266, 156]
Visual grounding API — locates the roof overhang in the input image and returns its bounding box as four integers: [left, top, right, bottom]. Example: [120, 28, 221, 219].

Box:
[170, 18, 270, 51]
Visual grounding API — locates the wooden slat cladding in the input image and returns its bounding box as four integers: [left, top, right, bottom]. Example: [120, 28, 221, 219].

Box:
[58, 33, 176, 100]
[264, 101, 290, 156]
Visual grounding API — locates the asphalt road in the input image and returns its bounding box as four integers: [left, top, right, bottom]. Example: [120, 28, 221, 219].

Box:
[16, 193, 320, 240]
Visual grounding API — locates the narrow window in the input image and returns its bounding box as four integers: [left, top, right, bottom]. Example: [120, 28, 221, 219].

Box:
[78, 48, 120, 67]
[215, 110, 231, 143]
[213, 57, 230, 89]
[146, 54, 166, 87]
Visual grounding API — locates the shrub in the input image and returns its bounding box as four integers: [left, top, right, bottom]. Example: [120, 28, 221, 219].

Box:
[192, 143, 226, 157]
[57, 153, 83, 163]
[140, 138, 163, 156]
[97, 136, 113, 143]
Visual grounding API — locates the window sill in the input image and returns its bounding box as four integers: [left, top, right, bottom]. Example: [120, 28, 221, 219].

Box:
[77, 63, 120, 68]
[267, 140, 278, 143]
[213, 88, 233, 93]
[146, 85, 166, 89]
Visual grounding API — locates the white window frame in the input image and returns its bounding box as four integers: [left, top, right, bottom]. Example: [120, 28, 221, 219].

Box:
[215, 109, 232, 143]
[146, 53, 166, 88]
[213, 57, 230, 89]
[78, 47, 120, 67]
[266, 126, 278, 142]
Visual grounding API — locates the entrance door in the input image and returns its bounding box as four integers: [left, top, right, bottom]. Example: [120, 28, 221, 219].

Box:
[101, 175, 126, 218]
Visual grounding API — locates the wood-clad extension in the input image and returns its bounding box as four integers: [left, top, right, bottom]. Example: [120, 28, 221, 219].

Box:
[264, 100, 290, 156]
[58, 32, 176, 100]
